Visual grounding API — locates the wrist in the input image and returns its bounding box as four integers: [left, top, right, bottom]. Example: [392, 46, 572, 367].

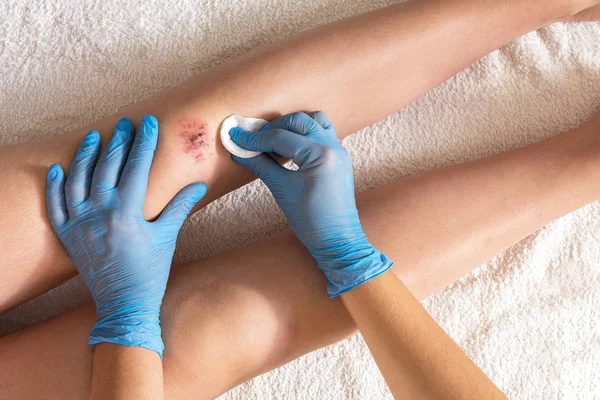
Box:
[322, 247, 394, 298]
[93, 293, 162, 326]
[297, 213, 394, 297]
[308, 231, 394, 297]
[90, 318, 164, 358]
[90, 290, 165, 356]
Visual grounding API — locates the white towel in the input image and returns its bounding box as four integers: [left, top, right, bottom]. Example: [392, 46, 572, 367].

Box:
[0, 1, 599, 398]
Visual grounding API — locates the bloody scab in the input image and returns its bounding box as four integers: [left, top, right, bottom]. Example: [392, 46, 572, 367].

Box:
[177, 117, 210, 163]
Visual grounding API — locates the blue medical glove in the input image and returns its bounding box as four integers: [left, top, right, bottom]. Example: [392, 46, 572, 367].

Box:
[45, 116, 207, 357]
[229, 111, 393, 297]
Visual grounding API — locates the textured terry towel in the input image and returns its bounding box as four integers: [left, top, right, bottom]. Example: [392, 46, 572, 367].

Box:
[1, 0, 600, 399]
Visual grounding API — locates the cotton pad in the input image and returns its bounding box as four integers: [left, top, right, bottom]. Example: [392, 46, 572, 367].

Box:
[220, 114, 268, 158]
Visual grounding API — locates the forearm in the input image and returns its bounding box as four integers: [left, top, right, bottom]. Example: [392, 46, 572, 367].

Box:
[341, 271, 506, 399]
[0, 0, 585, 310]
[92, 344, 163, 400]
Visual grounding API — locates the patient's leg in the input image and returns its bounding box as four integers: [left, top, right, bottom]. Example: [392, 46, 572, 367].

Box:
[2, 114, 600, 399]
[0, 0, 589, 311]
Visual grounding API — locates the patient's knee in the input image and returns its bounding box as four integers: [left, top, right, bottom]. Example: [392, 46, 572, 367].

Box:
[161, 270, 299, 397]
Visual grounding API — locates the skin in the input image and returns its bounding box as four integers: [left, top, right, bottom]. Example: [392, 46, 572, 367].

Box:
[92, 344, 163, 400]
[1, 0, 600, 398]
[341, 271, 506, 399]
[0, 0, 593, 311]
[3, 114, 600, 398]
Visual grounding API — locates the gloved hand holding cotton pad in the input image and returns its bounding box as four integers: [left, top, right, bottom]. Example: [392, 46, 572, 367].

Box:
[220, 114, 268, 158]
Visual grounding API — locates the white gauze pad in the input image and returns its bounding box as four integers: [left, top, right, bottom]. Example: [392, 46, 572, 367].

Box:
[220, 114, 268, 158]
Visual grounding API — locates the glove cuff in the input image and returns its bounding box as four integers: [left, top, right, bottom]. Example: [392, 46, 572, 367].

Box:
[89, 319, 164, 358]
[323, 248, 394, 298]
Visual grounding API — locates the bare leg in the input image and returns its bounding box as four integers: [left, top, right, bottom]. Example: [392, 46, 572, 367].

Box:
[0, 0, 590, 311]
[2, 115, 600, 399]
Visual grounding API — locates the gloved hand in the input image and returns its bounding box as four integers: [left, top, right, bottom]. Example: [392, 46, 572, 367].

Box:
[45, 115, 207, 357]
[230, 111, 393, 297]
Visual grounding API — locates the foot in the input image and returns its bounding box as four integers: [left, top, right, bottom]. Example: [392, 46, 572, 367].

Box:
[564, 4, 600, 21]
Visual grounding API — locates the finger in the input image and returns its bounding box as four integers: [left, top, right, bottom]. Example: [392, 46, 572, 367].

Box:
[46, 164, 68, 231]
[306, 111, 333, 129]
[229, 126, 311, 161]
[91, 117, 134, 197]
[119, 115, 159, 209]
[156, 182, 208, 231]
[306, 111, 338, 142]
[232, 153, 288, 181]
[65, 130, 101, 215]
[262, 111, 323, 137]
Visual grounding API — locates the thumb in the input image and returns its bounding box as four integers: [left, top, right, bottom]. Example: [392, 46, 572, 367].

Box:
[157, 182, 208, 230]
[229, 126, 262, 152]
